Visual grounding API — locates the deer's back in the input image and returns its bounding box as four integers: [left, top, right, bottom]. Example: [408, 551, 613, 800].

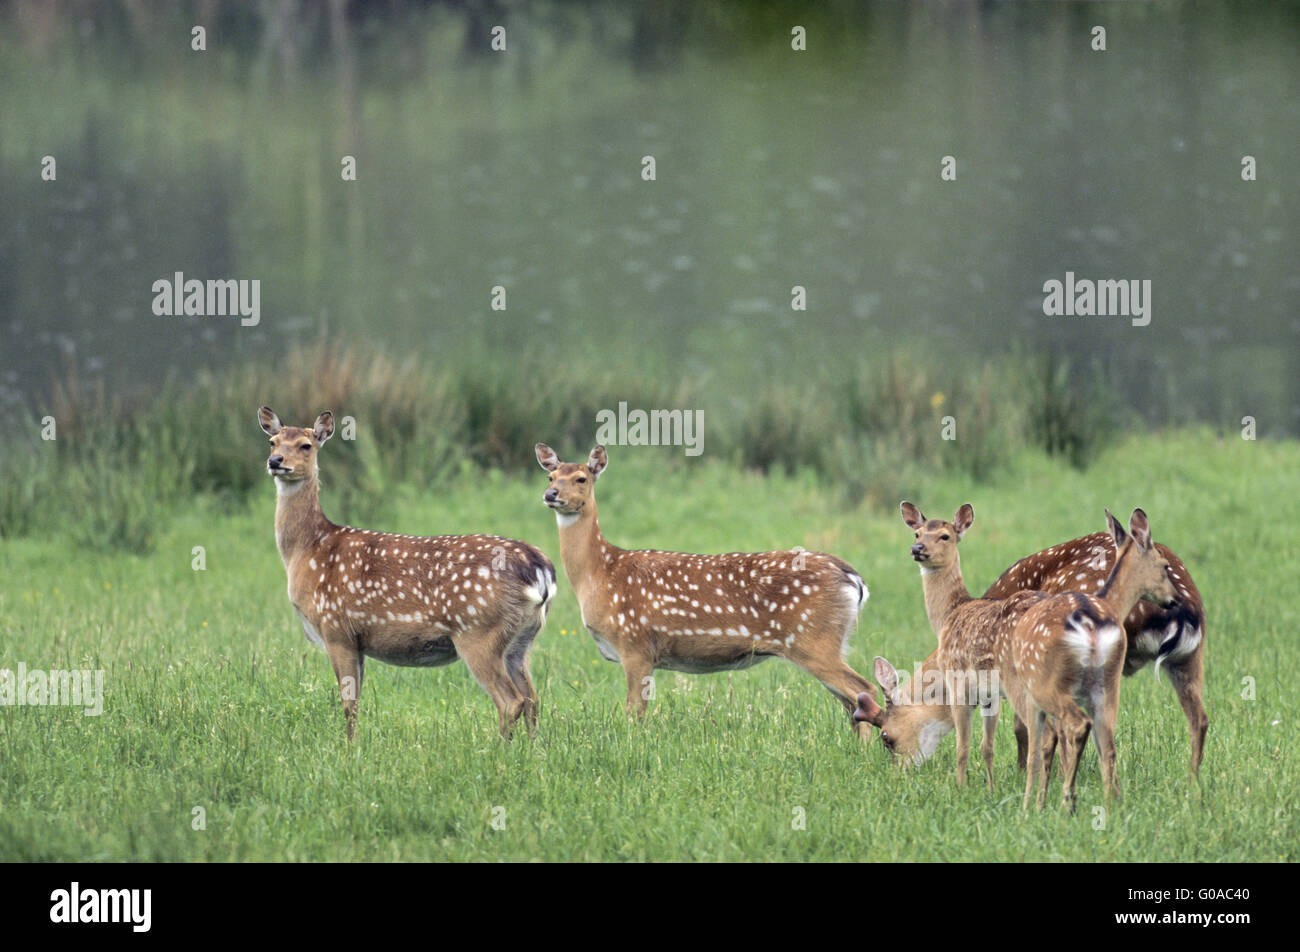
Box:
[940, 591, 1047, 670]
[581, 545, 864, 658]
[984, 532, 1205, 671]
[295, 527, 553, 648]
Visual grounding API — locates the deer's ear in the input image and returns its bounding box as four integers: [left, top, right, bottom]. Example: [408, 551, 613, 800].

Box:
[953, 503, 975, 539]
[1128, 508, 1151, 550]
[536, 443, 560, 472]
[313, 411, 335, 444]
[874, 656, 901, 704]
[900, 502, 925, 530]
[258, 406, 283, 436]
[1106, 509, 1128, 549]
[587, 445, 608, 479]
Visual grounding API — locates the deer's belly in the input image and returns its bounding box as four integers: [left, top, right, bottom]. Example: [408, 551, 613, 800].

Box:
[588, 630, 622, 663]
[363, 636, 459, 668]
[294, 609, 326, 650]
[656, 651, 772, 674]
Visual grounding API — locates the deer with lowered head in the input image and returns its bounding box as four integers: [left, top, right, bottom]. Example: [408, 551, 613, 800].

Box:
[855, 503, 1179, 810]
[536, 443, 875, 735]
[259, 407, 555, 740]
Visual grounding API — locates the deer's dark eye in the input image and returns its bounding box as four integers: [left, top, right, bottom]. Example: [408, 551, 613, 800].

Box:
[300, 443, 312, 451]
[941, 534, 950, 541]
[577, 476, 587, 483]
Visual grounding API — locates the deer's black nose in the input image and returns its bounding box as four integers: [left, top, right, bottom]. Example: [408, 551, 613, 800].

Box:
[544, 488, 558, 503]
[268, 455, 284, 467]
[911, 543, 925, 557]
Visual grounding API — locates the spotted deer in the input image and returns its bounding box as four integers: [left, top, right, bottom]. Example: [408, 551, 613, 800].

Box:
[985, 527, 1207, 776]
[535, 444, 875, 735]
[259, 407, 555, 740]
[856, 505, 1179, 811]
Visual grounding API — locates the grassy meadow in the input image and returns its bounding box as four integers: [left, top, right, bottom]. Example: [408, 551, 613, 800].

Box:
[1, 428, 1295, 862]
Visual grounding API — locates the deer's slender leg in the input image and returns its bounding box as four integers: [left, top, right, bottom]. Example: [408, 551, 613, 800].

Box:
[1013, 713, 1029, 771]
[505, 622, 541, 734]
[1041, 724, 1058, 792]
[325, 640, 363, 742]
[980, 705, 998, 792]
[1166, 649, 1209, 777]
[952, 702, 974, 787]
[1024, 707, 1045, 812]
[622, 651, 655, 717]
[1057, 704, 1092, 813]
[458, 629, 527, 738]
[796, 651, 877, 742]
[1094, 674, 1124, 802]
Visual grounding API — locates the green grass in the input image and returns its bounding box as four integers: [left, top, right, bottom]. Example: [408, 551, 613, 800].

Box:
[0, 429, 1296, 861]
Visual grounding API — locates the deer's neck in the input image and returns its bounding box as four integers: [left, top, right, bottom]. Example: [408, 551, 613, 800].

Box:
[920, 557, 973, 634]
[1097, 541, 1142, 619]
[554, 500, 615, 608]
[273, 475, 332, 568]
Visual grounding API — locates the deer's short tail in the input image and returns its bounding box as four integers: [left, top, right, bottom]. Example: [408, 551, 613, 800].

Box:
[1153, 603, 1205, 675]
[836, 569, 869, 659]
[519, 551, 557, 616]
[844, 570, 869, 617]
[1062, 607, 1123, 670]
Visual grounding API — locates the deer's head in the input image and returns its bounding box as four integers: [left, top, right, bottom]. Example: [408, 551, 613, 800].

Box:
[901, 501, 973, 572]
[535, 444, 606, 518]
[854, 656, 952, 766]
[1105, 508, 1178, 609]
[258, 407, 333, 484]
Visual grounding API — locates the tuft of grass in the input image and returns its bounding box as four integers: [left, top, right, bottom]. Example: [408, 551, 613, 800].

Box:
[1025, 350, 1119, 470]
[0, 338, 1208, 548]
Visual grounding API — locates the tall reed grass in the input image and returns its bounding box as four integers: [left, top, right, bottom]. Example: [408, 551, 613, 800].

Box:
[1, 339, 1121, 552]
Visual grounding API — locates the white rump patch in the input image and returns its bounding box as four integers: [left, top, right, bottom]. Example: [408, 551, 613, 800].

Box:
[524, 566, 553, 606]
[1156, 622, 1202, 673]
[1095, 622, 1123, 664]
[1063, 614, 1122, 668]
[839, 575, 869, 658]
[844, 573, 869, 614]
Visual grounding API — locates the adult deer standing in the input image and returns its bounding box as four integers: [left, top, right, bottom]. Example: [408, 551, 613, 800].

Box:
[855, 504, 1179, 810]
[535, 444, 875, 735]
[984, 528, 1207, 776]
[259, 407, 555, 740]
